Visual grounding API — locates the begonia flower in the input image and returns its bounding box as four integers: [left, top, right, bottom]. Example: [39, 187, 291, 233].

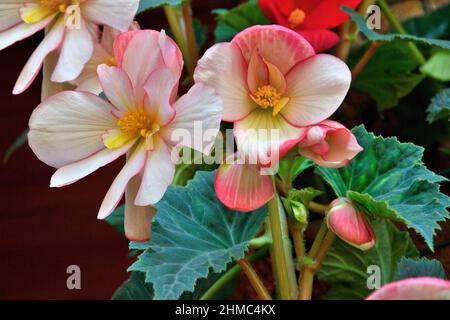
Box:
[195, 25, 351, 211]
[258, 0, 361, 52]
[0, 0, 139, 94]
[28, 30, 223, 241]
[298, 120, 362, 168]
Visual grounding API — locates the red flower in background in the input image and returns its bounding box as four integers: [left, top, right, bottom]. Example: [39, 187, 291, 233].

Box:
[258, 0, 361, 52]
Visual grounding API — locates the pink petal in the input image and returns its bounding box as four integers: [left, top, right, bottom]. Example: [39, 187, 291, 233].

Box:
[143, 68, 176, 126]
[282, 54, 351, 126]
[28, 91, 117, 168]
[158, 30, 183, 85]
[113, 30, 140, 66]
[297, 29, 340, 53]
[124, 176, 156, 242]
[51, 19, 94, 82]
[194, 42, 255, 122]
[234, 109, 305, 166]
[247, 49, 268, 93]
[135, 139, 175, 206]
[97, 64, 136, 113]
[0, 12, 55, 50]
[97, 142, 147, 219]
[50, 139, 136, 187]
[231, 25, 315, 75]
[12, 16, 64, 95]
[366, 277, 450, 300]
[121, 30, 165, 104]
[215, 155, 275, 212]
[161, 83, 223, 155]
[0, 2, 23, 31]
[81, 0, 139, 32]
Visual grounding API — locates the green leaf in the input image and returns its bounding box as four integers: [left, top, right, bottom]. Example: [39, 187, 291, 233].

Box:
[315, 125, 450, 250]
[112, 272, 154, 300]
[421, 50, 450, 81]
[317, 218, 419, 300]
[426, 88, 450, 123]
[404, 4, 450, 39]
[342, 6, 450, 49]
[128, 170, 267, 299]
[193, 18, 207, 49]
[3, 129, 28, 164]
[287, 187, 323, 206]
[213, 0, 271, 42]
[104, 204, 125, 234]
[137, 0, 183, 14]
[395, 257, 447, 280]
[352, 42, 425, 110]
[278, 153, 314, 187]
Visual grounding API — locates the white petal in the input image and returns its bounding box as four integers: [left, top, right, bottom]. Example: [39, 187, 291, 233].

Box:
[50, 139, 136, 187]
[97, 64, 135, 112]
[0, 2, 24, 31]
[161, 83, 223, 155]
[13, 16, 65, 95]
[29, 91, 118, 168]
[81, 0, 139, 32]
[0, 12, 56, 50]
[51, 19, 94, 82]
[98, 142, 147, 219]
[282, 54, 351, 126]
[135, 139, 175, 206]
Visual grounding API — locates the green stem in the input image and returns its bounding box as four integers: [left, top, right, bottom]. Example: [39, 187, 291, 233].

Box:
[200, 247, 269, 300]
[181, 1, 198, 77]
[268, 190, 298, 300]
[163, 5, 191, 72]
[249, 233, 272, 249]
[377, 0, 426, 65]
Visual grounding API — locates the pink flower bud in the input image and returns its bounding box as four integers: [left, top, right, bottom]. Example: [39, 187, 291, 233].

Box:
[326, 198, 375, 250]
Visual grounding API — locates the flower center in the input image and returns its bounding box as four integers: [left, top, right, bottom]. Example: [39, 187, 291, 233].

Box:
[253, 85, 281, 109]
[288, 8, 306, 29]
[117, 109, 160, 139]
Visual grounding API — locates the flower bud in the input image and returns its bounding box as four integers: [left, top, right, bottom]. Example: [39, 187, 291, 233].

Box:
[326, 198, 375, 250]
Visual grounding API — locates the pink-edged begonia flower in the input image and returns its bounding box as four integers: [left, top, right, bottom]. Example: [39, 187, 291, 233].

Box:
[326, 198, 375, 250]
[0, 0, 139, 94]
[298, 120, 362, 168]
[258, 0, 361, 52]
[28, 30, 223, 241]
[366, 277, 450, 300]
[195, 25, 351, 211]
[72, 22, 139, 94]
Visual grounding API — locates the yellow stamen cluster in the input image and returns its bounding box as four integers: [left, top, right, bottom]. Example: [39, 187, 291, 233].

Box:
[107, 57, 117, 67]
[39, 0, 65, 11]
[253, 85, 281, 109]
[117, 109, 159, 138]
[288, 8, 306, 29]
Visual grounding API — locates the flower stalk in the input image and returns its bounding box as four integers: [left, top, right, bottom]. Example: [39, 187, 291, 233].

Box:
[236, 258, 272, 300]
[182, 1, 199, 76]
[352, 42, 379, 79]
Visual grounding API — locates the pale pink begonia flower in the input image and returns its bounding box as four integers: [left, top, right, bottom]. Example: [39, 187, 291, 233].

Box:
[366, 277, 450, 300]
[28, 30, 223, 241]
[298, 120, 362, 168]
[0, 0, 139, 94]
[194, 25, 351, 211]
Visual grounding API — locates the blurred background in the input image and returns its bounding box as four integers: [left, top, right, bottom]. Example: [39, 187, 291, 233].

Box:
[0, 0, 449, 299]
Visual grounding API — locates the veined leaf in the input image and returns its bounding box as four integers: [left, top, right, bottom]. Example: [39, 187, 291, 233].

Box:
[317, 219, 419, 300]
[128, 170, 267, 299]
[426, 88, 450, 123]
[213, 0, 271, 42]
[342, 6, 450, 49]
[421, 50, 450, 81]
[137, 0, 183, 14]
[316, 126, 450, 250]
[112, 272, 154, 300]
[395, 257, 447, 280]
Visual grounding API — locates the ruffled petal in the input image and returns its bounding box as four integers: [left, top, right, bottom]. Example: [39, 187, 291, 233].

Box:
[51, 18, 94, 82]
[231, 25, 315, 75]
[13, 15, 64, 94]
[297, 29, 340, 53]
[247, 49, 268, 93]
[282, 54, 351, 126]
[28, 91, 118, 168]
[50, 139, 136, 187]
[215, 154, 274, 212]
[160, 83, 223, 155]
[81, 0, 139, 32]
[234, 109, 305, 165]
[302, 0, 362, 30]
[158, 30, 183, 83]
[97, 142, 147, 219]
[194, 42, 255, 122]
[124, 176, 156, 242]
[366, 277, 450, 300]
[97, 64, 136, 113]
[0, 1, 25, 30]
[135, 138, 175, 206]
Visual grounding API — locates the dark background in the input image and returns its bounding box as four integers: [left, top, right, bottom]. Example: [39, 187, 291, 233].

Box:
[0, 0, 237, 300]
